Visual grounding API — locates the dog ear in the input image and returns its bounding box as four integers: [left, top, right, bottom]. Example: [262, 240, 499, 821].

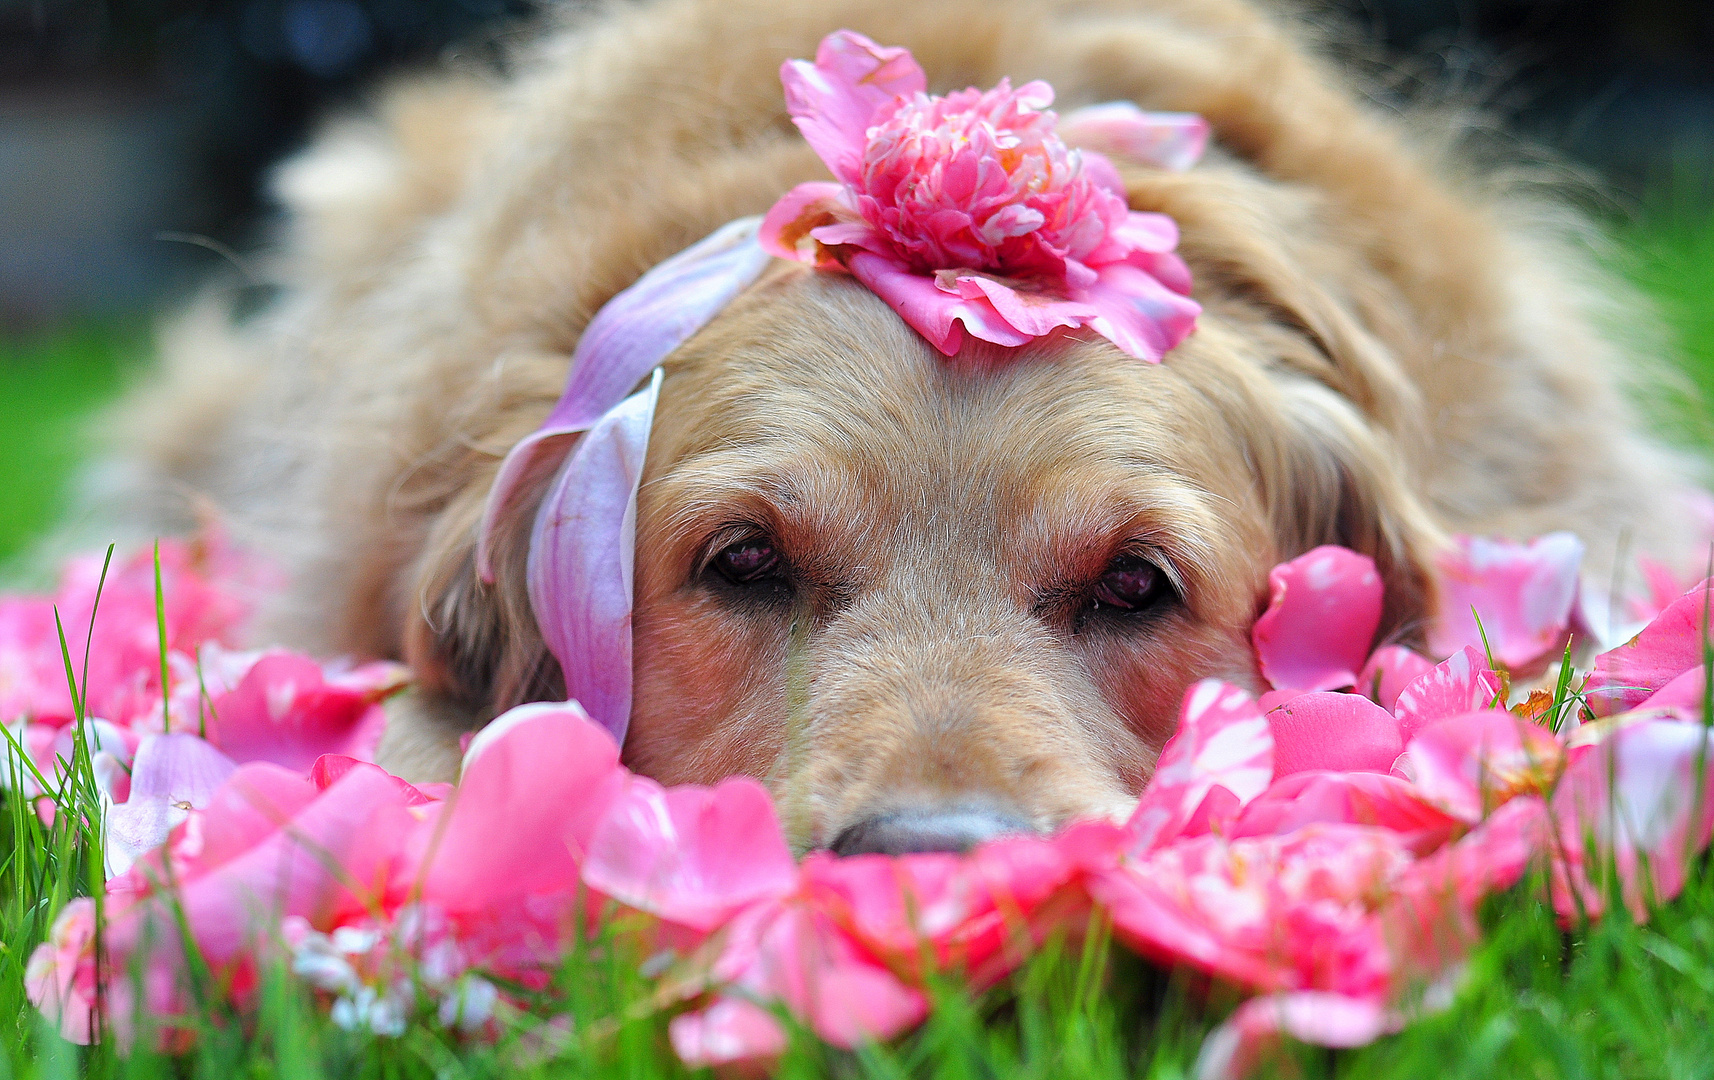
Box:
[1255, 371, 1445, 647]
[402, 467, 563, 731]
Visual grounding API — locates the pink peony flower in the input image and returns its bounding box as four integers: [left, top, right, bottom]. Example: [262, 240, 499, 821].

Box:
[761, 30, 1201, 360]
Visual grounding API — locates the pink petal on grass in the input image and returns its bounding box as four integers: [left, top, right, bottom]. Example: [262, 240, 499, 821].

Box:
[25, 897, 99, 1045]
[407, 700, 628, 917]
[1391, 646, 1505, 742]
[1060, 103, 1210, 172]
[104, 733, 238, 878]
[1356, 645, 1435, 712]
[1551, 718, 1714, 922]
[582, 775, 797, 934]
[703, 898, 930, 1054]
[669, 995, 788, 1074]
[1403, 711, 1563, 823]
[527, 373, 660, 745]
[1429, 533, 1584, 673]
[1230, 771, 1457, 851]
[1636, 666, 1710, 716]
[1267, 692, 1403, 777]
[1586, 577, 1714, 716]
[781, 30, 926, 186]
[1195, 992, 1396, 1080]
[207, 651, 390, 772]
[1253, 547, 1384, 693]
[1128, 679, 1274, 851]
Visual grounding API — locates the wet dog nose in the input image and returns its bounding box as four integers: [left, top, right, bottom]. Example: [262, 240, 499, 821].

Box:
[830, 806, 1033, 856]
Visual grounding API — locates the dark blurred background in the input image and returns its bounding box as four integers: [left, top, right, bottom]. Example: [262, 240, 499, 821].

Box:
[1, 0, 1711, 322]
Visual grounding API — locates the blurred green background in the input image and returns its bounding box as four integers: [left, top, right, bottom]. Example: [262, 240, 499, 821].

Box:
[1, 0, 1712, 569]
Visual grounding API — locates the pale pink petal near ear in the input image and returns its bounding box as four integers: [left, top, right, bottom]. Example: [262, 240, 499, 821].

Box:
[1060, 103, 1210, 172]
[527, 373, 661, 745]
[582, 775, 797, 934]
[1429, 532, 1584, 673]
[1551, 718, 1714, 922]
[1391, 646, 1505, 742]
[1357, 645, 1436, 712]
[1267, 692, 1403, 777]
[1128, 680, 1273, 851]
[1195, 992, 1397, 1080]
[1586, 577, 1714, 716]
[668, 996, 788, 1074]
[1252, 546, 1384, 693]
[477, 218, 771, 582]
[1403, 711, 1563, 823]
[780, 29, 925, 185]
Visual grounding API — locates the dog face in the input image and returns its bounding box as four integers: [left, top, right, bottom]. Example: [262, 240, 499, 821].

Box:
[616, 264, 1432, 852]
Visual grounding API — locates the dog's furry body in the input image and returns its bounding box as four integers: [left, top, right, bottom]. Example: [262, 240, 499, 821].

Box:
[125, 0, 1701, 851]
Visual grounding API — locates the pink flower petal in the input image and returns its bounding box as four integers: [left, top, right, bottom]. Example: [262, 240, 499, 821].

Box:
[1267, 692, 1403, 777]
[1128, 680, 1273, 851]
[25, 897, 99, 1045]
[477, 218, 771, 582]
[705, 898, 930, 1052]
[1356, 645, 1436, 712]
[1429, 533, 1585, 673]
[1229, 771, 1457, 851]
[845, 250, 1031, 354]
[1060, 103, 1209, 172]
[527, 373, 660, 744]
[1403, 710, 1563, 823]
[104, 733, 239, 878]
[781, 30, 925, 186]
[1551, 718, 1714, 922]
[1636, 665, 1709, 716]
[1587, 577, 1714, 716]
[1252, 547, 1384, 693]
[1081, 255, 1202, 362]
[582, 776, 797, 934]
[205, 651, 391, 772]
[407, 700, 627, 917]
[1391, 646, 1505, 742]
[669, 996, 788, 1073]
[758, 182, 846, 264]
[1195, 992, 1396, 1080]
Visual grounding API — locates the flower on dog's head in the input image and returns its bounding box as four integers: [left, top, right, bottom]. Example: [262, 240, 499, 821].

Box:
[761, 30, 1204, 361]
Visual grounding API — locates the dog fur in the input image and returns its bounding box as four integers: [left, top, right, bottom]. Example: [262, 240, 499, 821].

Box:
[120, 0, 1703, 850]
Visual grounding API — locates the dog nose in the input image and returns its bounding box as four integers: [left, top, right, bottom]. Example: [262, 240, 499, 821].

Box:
[830, 806, 1033, 856]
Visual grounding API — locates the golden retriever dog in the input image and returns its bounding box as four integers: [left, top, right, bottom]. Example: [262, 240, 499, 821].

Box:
[121, 0, 1703, 854]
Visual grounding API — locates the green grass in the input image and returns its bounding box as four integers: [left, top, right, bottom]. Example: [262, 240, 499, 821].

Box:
[0, 322, 145, 567]
[2, 200, 1713, 1078]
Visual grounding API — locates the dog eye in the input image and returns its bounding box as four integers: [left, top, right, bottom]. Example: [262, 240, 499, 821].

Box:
[1091, 553, 1168, 612]
[711, 537, 783, 585]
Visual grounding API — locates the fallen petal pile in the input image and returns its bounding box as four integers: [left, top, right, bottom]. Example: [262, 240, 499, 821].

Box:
[11, 526, 1714, 1076]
